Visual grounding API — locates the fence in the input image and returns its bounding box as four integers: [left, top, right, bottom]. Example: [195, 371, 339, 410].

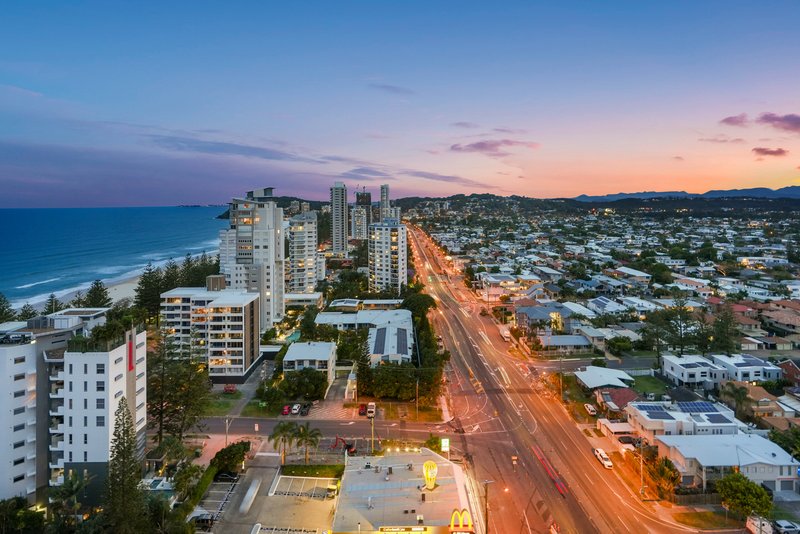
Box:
[669, 492, 723, 505]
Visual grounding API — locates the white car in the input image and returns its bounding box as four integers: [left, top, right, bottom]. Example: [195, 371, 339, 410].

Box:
[593, 448, 613, 469]
[291, 403, 301, 415]
[584, 403, 597, 416]
[775, 519, 800, 534]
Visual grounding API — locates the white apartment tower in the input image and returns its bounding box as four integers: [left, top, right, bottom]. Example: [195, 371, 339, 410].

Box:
[330, 182, 349, 256]
[368, 218, 408, 295]
[380, 184, 391, 222]
[47, 327, 147, 506]
[288, 211, 318, 294]
[219, 187, 285, 329]
[351, 205, 368, 240]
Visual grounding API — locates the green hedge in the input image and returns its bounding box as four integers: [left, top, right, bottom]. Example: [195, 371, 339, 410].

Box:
[174, 464, 218, 520]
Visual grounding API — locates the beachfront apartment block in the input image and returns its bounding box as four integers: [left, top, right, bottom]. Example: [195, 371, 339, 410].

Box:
[282, 341, 336, 392]
[219, 187, 285, 329]
[288, 211, 319, 294]
[368, 218, 407, 295]
[161, 285, 261, 383]
[45, 327, 147, 505]
[330, 181, 349, 256]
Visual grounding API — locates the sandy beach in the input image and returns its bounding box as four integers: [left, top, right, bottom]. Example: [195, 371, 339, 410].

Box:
[25, 275, 141, 310]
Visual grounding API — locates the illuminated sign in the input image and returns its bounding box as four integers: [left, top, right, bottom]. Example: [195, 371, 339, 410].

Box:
[449, 509, 474, 533]
[423, 461, 438, 490]
[441, 438, 450, 453]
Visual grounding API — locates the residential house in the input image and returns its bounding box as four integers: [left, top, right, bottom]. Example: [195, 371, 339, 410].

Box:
[661, 354, 727, 391]
[708, 353, 782, 383]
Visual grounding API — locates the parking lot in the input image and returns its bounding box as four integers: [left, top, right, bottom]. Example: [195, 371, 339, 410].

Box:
[197, 476, 240, 524]
[271, 476, 338, 499]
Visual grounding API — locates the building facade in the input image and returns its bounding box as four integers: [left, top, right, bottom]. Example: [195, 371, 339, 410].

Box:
[330, 182, 349, 256]
[380, 184, 390, 222]
[368, 218, 408, 295]
[288, 211, 318, 294]
[219, 187, 285, 328]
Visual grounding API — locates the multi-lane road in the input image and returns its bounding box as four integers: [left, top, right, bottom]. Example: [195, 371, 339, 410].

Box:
[407, 224, 697, 534]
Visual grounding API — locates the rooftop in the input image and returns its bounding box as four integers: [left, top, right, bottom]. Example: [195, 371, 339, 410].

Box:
[656, 434, 799, 468]
[283, 342, 336, 362]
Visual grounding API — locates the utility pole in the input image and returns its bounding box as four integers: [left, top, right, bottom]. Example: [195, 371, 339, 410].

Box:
[483, 480, 494, 534]
[225, 417, 232, 447]
[416, 379, 419, 421]
[370, 415, 375, 454]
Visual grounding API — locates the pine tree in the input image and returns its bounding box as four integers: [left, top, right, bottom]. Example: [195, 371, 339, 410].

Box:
[104, 398, 147, 534]
[69, 291, 87, 308]
[85, 280, 112, 307]
[44, 294, 64, 314]
[0, 292, 15, 322]
[134, 262, 163, 322]
[160, 259, 181, 293]
[15, 303, 37, 320]
[179, 253, 195, 286]
[712, 303, 739, 355]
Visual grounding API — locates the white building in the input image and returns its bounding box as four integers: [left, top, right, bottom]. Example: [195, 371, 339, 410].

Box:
[282, 342, 336, 389]
[219, 187, 285, 328]
[351, 205, 368, 240]
[661, 354, 727, 391]
[708, 353, 782, 383]
[47, 327, 147, 505]
[161, 286, 261, 383]
[368, 325, 414, 367]
[368, 218, 407, 295]
[288, 211, 318, 294]
[330, 182, 349, 256]
[625, 401, 739, 445]
[656, 434, 799, 491]
[380, 184, 390, 222]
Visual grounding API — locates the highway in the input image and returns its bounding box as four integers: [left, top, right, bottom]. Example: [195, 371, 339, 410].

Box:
[407, 224, 695, 534]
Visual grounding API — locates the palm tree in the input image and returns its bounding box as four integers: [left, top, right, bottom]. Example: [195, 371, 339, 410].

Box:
[268, 421, 298, 465]
[294, 422, 323, 465]
[49, 472, 91, 529]
[721, 381, 752, 419]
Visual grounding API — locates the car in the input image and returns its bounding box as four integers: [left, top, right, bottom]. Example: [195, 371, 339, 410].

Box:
[192, 513, 215, 531]
[775, 519, 800, 534]
[593, 448, 613, 469]
[366, 402, 376, 418]
[618, 435, 635, 445]
[584, 403, 597, 416]
[358, 404, 367, 416]
[291, 403, 302, 415]
[300, 403, 311, 416]
[213, 471, 239, 483]
[282, 405, 291, 415]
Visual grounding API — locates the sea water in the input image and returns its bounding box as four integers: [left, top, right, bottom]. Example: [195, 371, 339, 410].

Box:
[0, 206, 227, 307]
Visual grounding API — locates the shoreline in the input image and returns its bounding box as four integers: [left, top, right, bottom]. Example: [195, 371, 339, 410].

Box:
[22, 275, 141, 311]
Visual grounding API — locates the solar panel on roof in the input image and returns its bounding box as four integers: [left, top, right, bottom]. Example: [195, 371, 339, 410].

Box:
[682, 363, 698, 369]
[374, 328, 386, 354]
[706, 414, 731, 424]
[397, 328, 407, 354]
[648, 412, 674, 420]
[677, 401, 717, 413]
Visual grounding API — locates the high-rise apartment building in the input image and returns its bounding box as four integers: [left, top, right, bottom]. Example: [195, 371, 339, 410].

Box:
[46, 327, 147, 505]
[219, 187, 284, 328]
[161, 281, 261, 383]
[330, 182, 349, 256]
[380, 184, 391, 222]
[351, 206, 368, 240]
[288, 212, 318, 293]
[368, 218, 408, 295]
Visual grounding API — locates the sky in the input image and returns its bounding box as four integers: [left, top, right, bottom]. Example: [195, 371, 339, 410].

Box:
[1, 1, 800, 207]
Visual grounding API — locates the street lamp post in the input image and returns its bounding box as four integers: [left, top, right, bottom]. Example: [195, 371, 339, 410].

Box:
[483, 480, 495, 534]
[224, 417, 232, 447]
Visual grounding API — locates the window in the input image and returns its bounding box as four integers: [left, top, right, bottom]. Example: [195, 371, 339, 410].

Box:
[68, 399, 73, 409]
[13, 475, 24, 483]
[68, 434, 73, 445]
[114, 373, 123, 382]
[14, 356, 25, 364]
[115, 391, 123, 398]
[96, 381, 105, 392]
[68, 416, 73, 427]
[83, 399, 87, 410]
[83, 451, 87, 462]
[13, 424, 24, 432]
[83, 381, 87, 392]
[13, 373, 24, 381]
[96, 398, 105, 409]
[69, 381, 73, 393]
[83, 364, 88, 374]
[13, 390, 24, 398]
[83, 434, 87, 444]
[96, 363, 105, 374]
[68, 452, 72, 462]
[69, 364, 73, 374]
[13, 457, 24, 466]
[97, 416, 105, 427]
[13, 407, 24, 415]
[13, 441, 24, 449]
[83, 416, 87, 427]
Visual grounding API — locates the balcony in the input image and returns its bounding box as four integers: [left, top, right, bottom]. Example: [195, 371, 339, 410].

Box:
[50, 435, 64, 450]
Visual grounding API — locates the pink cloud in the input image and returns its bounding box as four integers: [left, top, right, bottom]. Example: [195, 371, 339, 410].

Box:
[757, 113, 800, 134]
[720, 113, 748, 127]
[450, 138, 540, 157]
[752, 147, 788, 157]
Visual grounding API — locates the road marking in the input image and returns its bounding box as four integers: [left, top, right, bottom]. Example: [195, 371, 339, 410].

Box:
[479, 331, 490, 344]
[498, 366, 510, 386]
[460, 307, 470, 318]
[340, 422, 355, 425]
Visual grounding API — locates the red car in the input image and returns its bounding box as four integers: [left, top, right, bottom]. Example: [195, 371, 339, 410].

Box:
[282, 405, 291, 415]
[358, 404, 367, 416]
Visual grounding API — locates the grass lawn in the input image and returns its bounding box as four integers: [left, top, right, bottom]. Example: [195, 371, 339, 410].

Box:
[383, 403, 442, 422]
[672, 511, 742, 529]
[562, 375, 592, 404]
[240, 400, 282, 418]
[772, 505, 800, 522]
[204, 391, 243, 416]
[281, 464, 345, 478]
[633, 375, 669, 396]
[625, 350, 657, 358]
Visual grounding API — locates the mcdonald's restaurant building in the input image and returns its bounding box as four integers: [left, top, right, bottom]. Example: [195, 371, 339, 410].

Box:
[330, 448, 476, 534]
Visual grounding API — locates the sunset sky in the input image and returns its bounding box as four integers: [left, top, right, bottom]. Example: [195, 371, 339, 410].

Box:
[2, 1, 799, 207]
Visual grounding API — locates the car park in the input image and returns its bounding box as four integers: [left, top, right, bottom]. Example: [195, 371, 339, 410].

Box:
[282, 405, 291, 415]
[291, 403, 302, 415]
[593, 448, 613, 469]
[358, 404, 367, 416]
[584, 403, 597, 416]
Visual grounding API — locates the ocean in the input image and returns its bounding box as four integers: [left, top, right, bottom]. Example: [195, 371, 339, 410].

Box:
[0, 206, 227, 307]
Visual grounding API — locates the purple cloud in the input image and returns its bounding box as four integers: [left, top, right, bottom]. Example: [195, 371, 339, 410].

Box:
[368, 83, 415, 96]
[720, 113, 748, 127]
[149, 135, 322, 164]
[451, 121, 480, 128]
[698, 135, 745, 144]
[752, 147, 789, 157]
[493, 127, 527, 134]
[449, 139, 540, 157]
[402, 170, 499, 189]
[672, 156, 684, 161]
[757, 113, 800, 134]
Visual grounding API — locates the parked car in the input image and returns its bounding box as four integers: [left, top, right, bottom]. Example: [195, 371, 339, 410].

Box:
[282, 405, 291, 415]
[617, 435, 635, 445]
[192, 513, 215, 531]
[214, 471, 239, 483]
[291, 403, 302, 415]
[774, 519, 800, 534]
[584, 403, 597, 416]
[300, 403, 311, 416]
[593, 448, 613, 469]
[366, 402, 376, 418]
[358, 404, 367, 416]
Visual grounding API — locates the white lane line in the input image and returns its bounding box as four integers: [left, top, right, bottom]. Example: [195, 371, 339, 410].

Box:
[479, 331, 490, 344]
[498, 366, 511, 386]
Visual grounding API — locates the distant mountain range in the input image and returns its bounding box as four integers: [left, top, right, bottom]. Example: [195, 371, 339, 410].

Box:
[573, 186, 800, 202]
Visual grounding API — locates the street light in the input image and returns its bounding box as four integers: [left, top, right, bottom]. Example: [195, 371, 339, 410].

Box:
[224, 417, 232, 447]
[483, 479, 495, 534]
